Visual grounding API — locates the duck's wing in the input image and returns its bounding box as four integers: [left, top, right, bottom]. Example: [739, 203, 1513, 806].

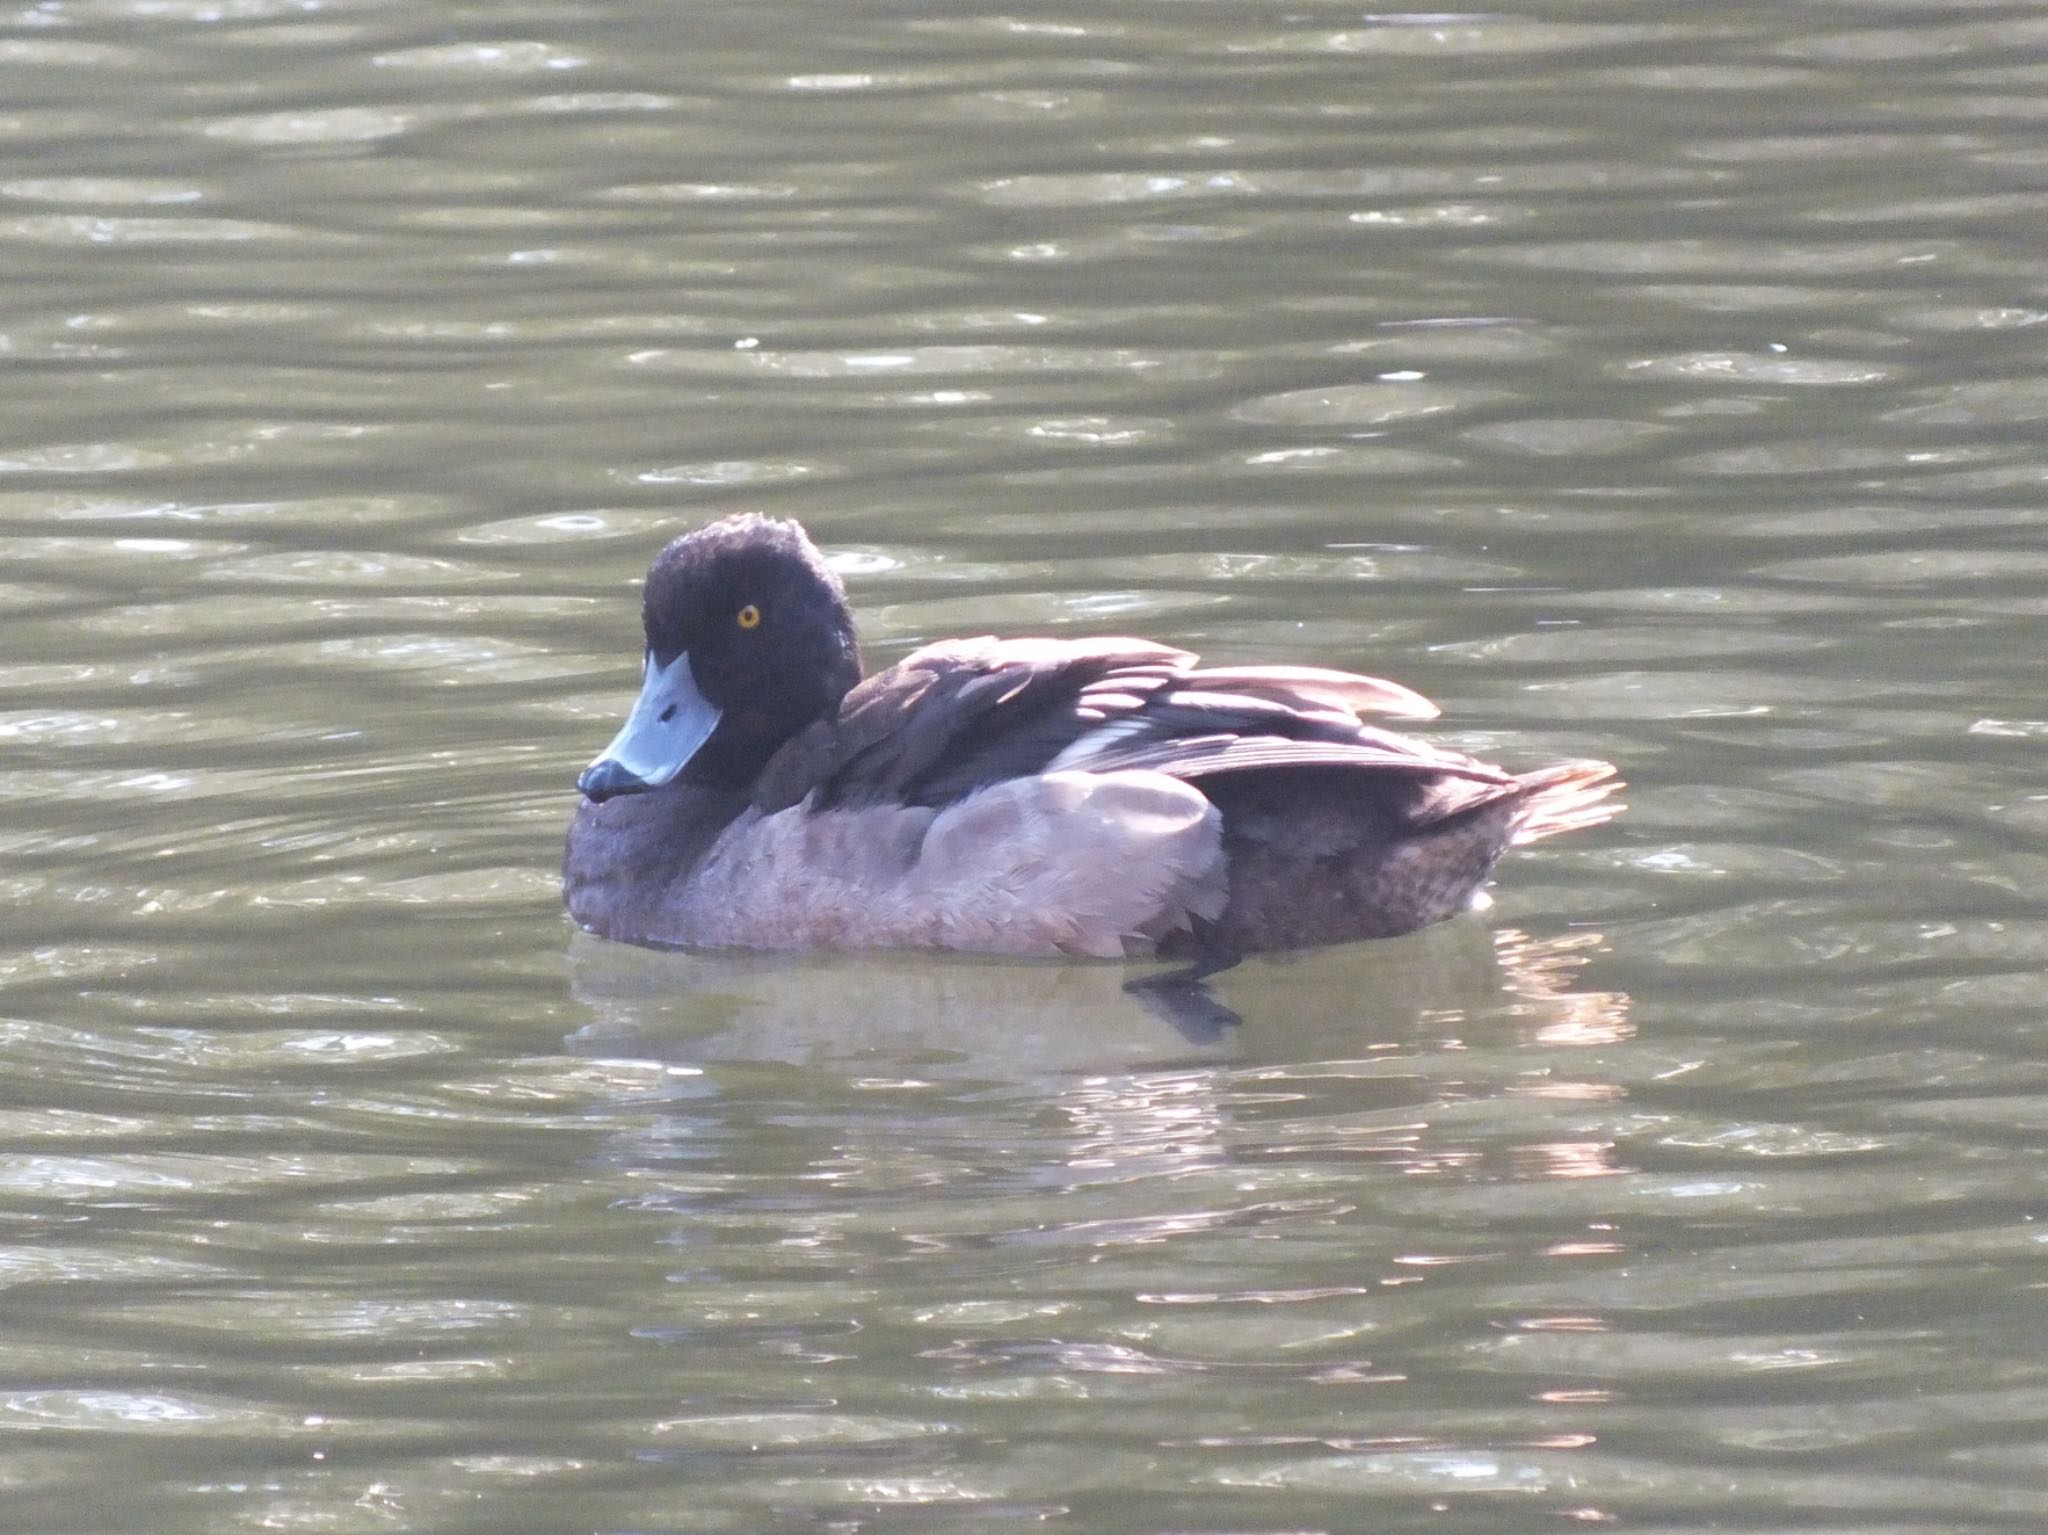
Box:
[751, 636, 1198, 812]
[1050, 666, 1511, 788]
[753, 640, 1480, 813]
[1178, 665, 1441, 723]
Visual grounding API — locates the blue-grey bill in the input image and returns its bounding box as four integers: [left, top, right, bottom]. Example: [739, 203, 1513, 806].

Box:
[577, 650, 722, 802]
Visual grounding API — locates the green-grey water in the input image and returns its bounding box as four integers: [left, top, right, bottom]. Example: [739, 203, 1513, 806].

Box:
[4, 2, 2046, 1531]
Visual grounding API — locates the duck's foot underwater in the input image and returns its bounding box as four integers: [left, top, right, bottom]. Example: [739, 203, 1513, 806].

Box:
[1122, 949, 1245, 1043]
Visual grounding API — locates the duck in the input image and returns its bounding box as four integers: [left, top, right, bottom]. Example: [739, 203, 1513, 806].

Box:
[564, 514, 1621, 962]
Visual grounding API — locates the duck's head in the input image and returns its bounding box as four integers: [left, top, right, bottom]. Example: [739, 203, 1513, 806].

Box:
[578, 515, 861, 802]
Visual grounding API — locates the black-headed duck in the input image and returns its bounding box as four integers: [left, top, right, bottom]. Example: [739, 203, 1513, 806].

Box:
[564, 515, 1621, 960]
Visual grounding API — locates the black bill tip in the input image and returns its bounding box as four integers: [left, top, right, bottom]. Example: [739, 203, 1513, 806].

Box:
[577, 759, 651, 803]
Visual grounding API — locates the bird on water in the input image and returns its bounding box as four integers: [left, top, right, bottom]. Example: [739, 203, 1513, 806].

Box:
[565, 514, 1621, 966]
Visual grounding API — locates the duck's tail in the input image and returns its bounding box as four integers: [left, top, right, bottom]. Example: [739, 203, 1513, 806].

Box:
[1507, 759, 1625, 846]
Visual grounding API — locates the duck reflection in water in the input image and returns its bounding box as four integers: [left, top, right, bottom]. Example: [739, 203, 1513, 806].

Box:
[564, 920, 1631, 1063]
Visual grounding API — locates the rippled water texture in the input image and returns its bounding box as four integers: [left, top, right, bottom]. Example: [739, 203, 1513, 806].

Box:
[3, 2, 2046, 1531]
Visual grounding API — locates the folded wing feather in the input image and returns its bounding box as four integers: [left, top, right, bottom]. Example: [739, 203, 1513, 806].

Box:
[752, 635, 1469, 817]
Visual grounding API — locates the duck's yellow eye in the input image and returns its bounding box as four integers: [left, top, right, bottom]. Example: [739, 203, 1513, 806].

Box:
[736, 603, 762, 630]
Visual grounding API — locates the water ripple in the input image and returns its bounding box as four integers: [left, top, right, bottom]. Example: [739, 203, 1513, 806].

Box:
[0, 0, 2043, 1529]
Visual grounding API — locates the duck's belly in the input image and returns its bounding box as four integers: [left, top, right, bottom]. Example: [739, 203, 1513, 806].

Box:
[653, 771, 1225, 958]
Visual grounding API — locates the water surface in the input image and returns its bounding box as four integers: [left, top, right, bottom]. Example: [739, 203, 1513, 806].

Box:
[3, 2, 2046, 1531]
